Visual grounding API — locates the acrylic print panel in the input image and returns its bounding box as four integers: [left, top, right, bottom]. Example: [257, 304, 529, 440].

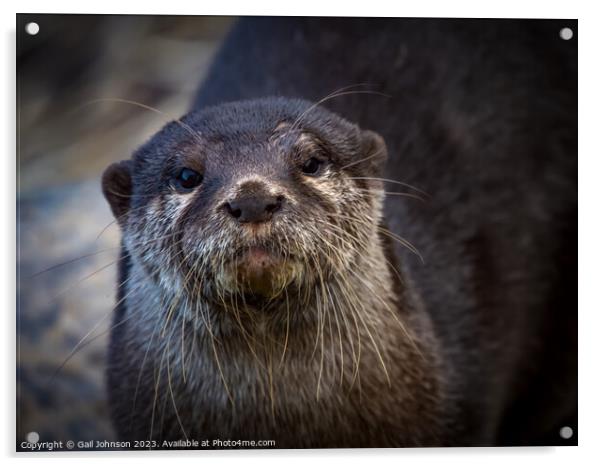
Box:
[16, 14, 577, 451]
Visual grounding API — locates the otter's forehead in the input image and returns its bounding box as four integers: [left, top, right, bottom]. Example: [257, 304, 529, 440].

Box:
[189, 106, 287, 140]
[183, 98, 353, 144]
[159, 101, 340, 165]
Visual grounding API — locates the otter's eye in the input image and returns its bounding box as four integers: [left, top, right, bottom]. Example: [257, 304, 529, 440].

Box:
[301, 157, 323, 176]
[175, 168, 203, 191]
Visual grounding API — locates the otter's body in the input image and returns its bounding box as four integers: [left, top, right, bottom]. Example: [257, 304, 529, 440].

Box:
[105, 18, 576, 447]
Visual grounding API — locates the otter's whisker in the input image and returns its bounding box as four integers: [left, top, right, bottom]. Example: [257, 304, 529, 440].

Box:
[130, 311, 163, 430]
[288, 89, 391, 135]
[342, 275, 392, 387]
[148, 337, 170, 443]
[354, 188, 427, 203]
[200, 300, 235, 408]
[339, 144, 387, 171]
[326, 284, 346, 388]
[76, 98, 205, 147]
[166, 327, 190, 441]
[347, 176, 430, 198]
[279, 287, 291, 367]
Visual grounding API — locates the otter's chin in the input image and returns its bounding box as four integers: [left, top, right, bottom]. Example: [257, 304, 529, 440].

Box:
[219, 246, 301, 300]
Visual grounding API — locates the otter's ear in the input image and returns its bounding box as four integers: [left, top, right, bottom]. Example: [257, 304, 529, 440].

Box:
[360, 130, 387, 171]
[102, 160, 133, 225]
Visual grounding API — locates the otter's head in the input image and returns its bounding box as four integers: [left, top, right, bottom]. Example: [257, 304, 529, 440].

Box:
[102, 98, 387, 314]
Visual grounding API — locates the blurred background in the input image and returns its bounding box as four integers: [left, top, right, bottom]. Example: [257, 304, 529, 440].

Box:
[17, 14, 234, 444]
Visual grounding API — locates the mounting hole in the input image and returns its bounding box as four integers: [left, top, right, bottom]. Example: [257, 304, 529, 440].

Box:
[559, 426, 573, 439]
[25, 22, 39, 35]
[559, 27, 573, 41]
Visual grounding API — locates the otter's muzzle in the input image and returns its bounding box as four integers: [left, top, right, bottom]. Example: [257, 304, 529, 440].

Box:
[223, 180, 285, 224]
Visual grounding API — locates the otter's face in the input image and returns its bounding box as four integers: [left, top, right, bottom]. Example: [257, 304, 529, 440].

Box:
[103, 98, 387, 311]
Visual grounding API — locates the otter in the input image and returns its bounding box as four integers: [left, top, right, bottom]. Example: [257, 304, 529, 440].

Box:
[103, 18, 577, 447]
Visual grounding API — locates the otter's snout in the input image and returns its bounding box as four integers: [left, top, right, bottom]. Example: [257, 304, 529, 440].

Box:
[224, 181, 284, 224]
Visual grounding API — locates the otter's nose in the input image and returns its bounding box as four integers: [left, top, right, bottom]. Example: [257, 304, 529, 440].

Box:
[225, 194, 283, 224]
